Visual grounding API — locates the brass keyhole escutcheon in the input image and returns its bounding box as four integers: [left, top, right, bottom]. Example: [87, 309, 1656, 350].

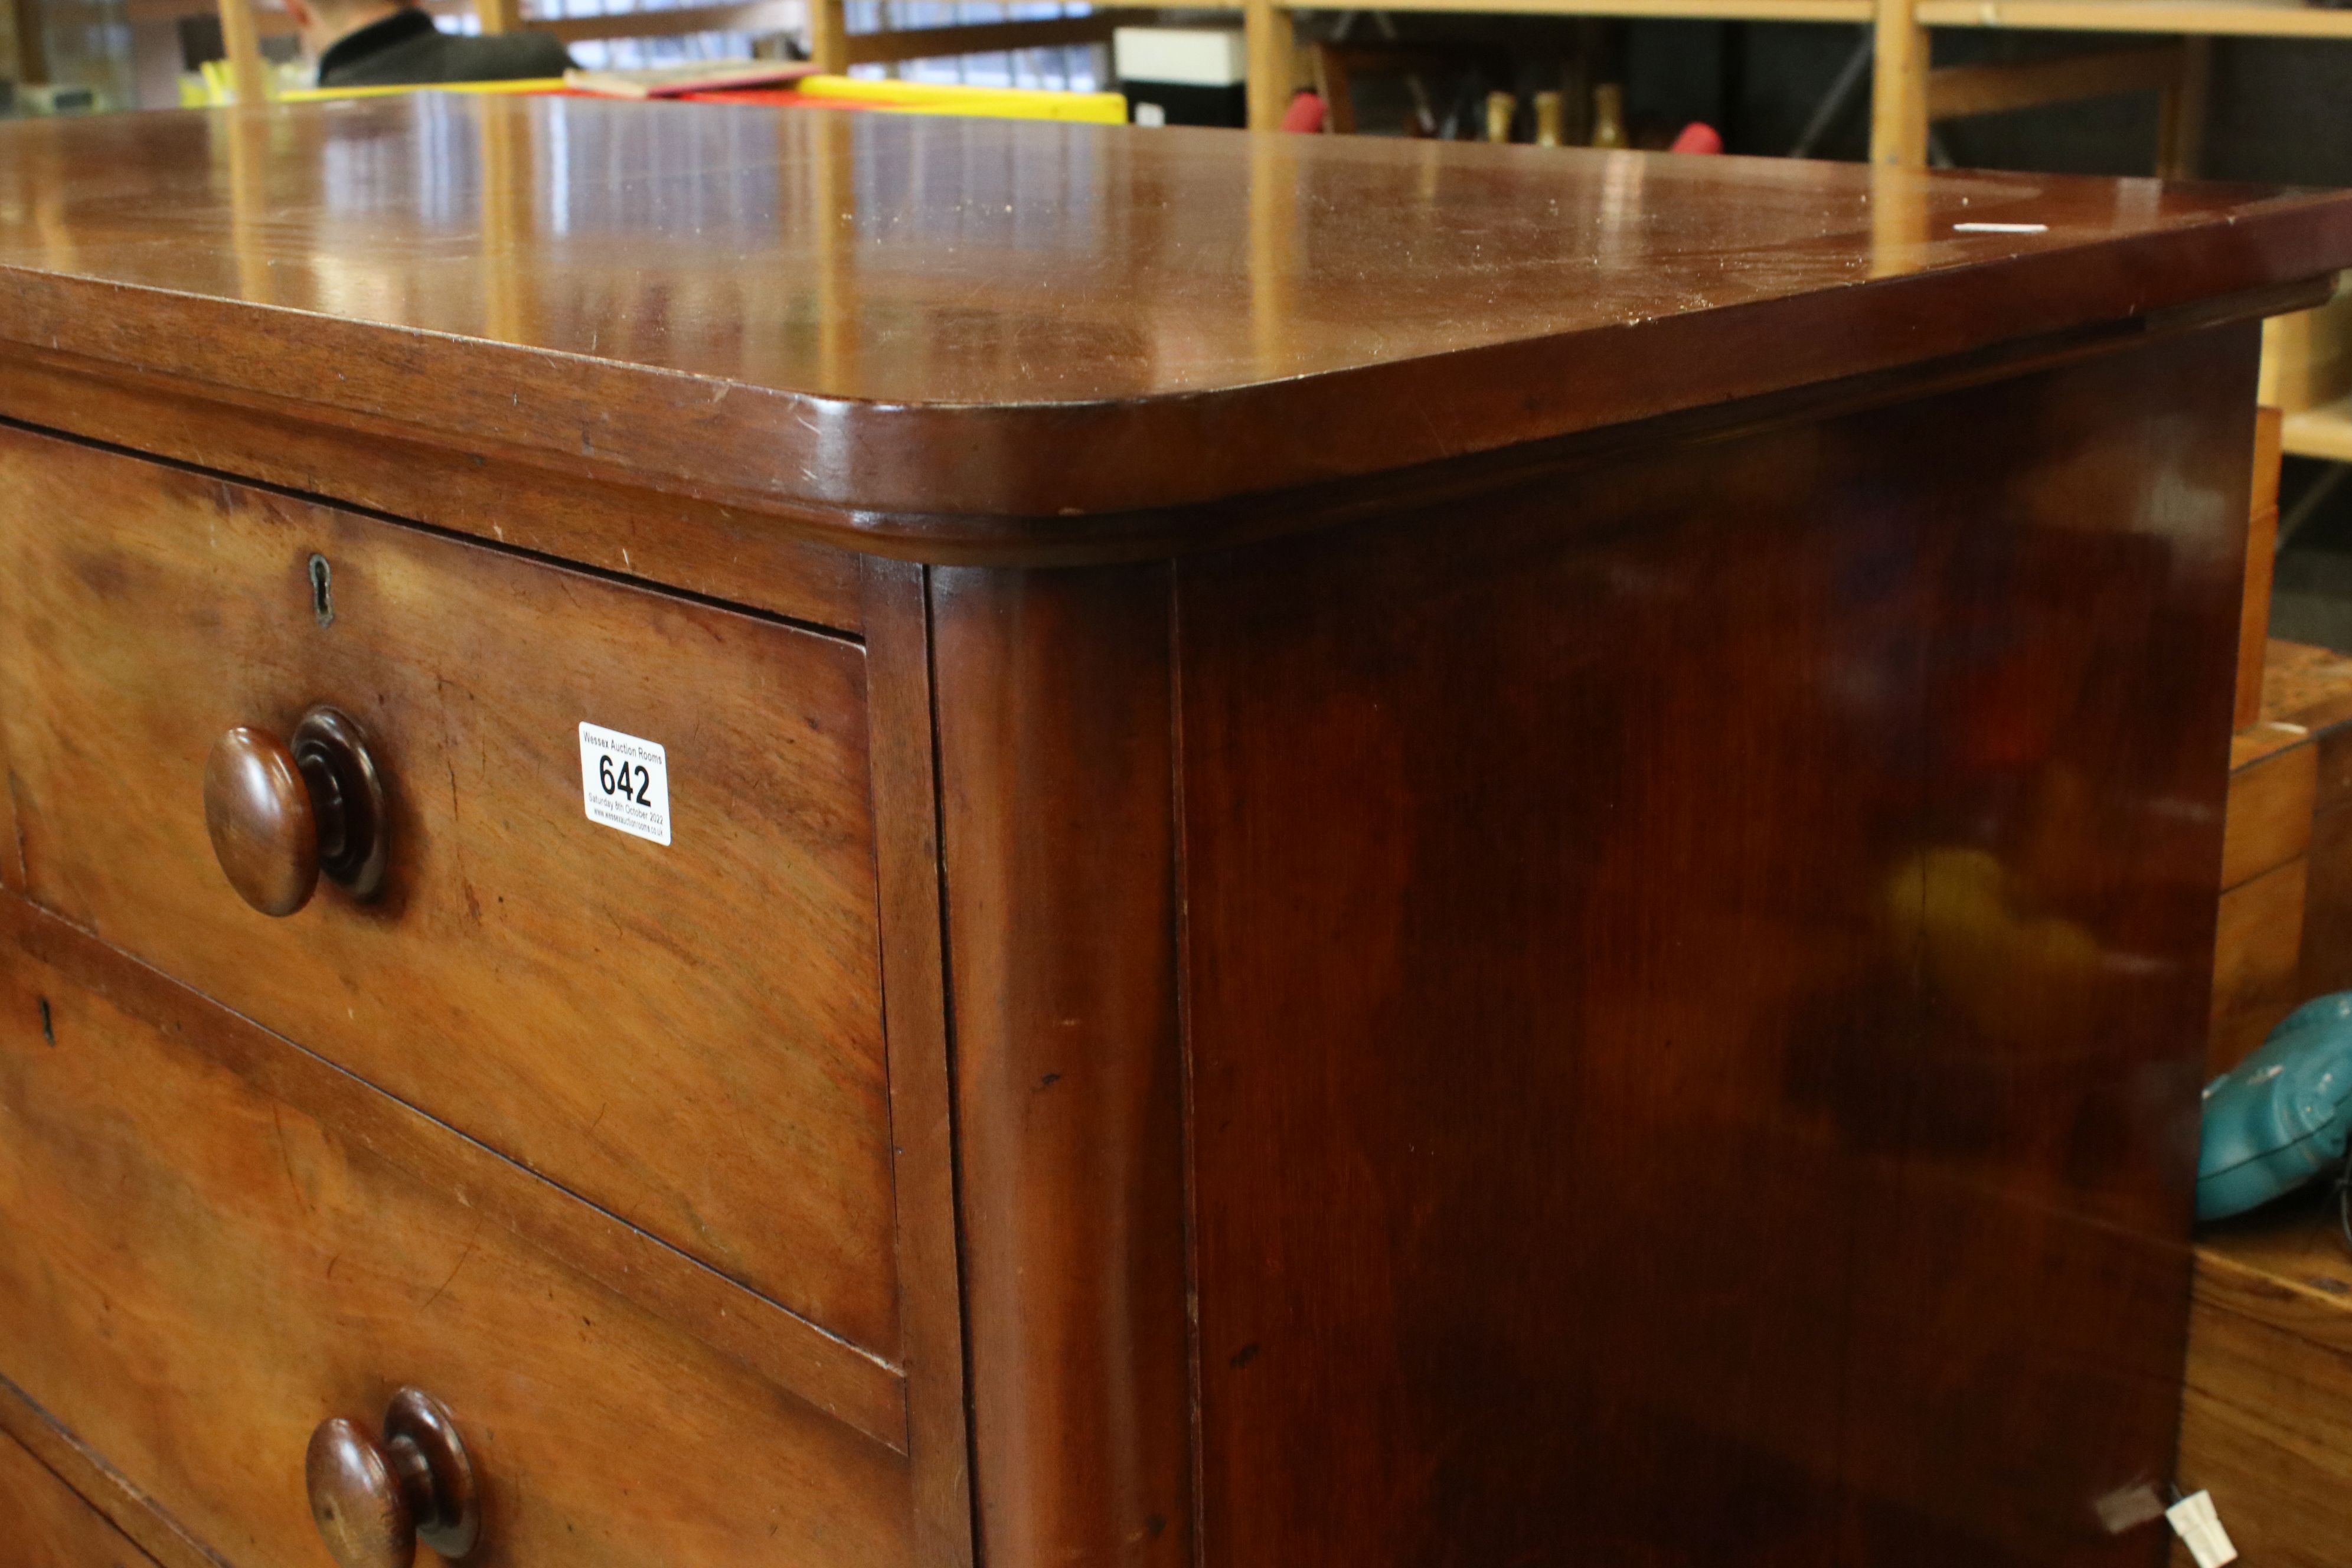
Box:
[310, 553, 335, 628]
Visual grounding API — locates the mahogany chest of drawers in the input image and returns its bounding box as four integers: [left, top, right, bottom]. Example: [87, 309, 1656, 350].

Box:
[0, 97, 2348, 1568]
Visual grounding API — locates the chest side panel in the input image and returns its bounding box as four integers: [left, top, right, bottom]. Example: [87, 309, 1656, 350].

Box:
[1178, 326, 2256, 1566]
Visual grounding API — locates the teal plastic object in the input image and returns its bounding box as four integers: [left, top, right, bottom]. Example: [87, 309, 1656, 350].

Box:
[2198, 992, 2352, 1221]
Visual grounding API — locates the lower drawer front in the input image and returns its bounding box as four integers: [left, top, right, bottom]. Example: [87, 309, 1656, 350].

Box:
[0, 935, 914, 1568]
[0, 1432, 158, 1568]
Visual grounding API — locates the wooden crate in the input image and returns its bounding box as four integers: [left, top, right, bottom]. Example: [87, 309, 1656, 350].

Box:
[2213, 640, 2352, 1077]
[2177, 1191, 2352, 1568]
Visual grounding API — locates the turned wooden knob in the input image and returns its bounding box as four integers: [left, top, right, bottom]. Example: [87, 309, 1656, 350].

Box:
[305, 1389, 479, 1568]
[204, 705, 387, 916]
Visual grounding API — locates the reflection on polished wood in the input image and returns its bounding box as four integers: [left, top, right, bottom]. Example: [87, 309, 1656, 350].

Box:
[480, 97, 535, 345]
[1246, 132, 1296, 376]
[0, 97, 2343, 533]
[1870, 158, 1931, 275]
[1180, 328, 2253, 1566]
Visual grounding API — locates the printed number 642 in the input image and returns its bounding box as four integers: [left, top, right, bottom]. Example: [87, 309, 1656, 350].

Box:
[598, 754, 651, 805]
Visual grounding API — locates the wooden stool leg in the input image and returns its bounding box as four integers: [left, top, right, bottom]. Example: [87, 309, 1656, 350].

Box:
[810, 0, 847, 76]
[216, 0, 268, 104]
[2158, 34, 2211, 179]
[1869, 0, 1928, 168]
[11, 0, 47, 85]
[1312, 43, 1357, 133]
[1246, 0, 1295, 129]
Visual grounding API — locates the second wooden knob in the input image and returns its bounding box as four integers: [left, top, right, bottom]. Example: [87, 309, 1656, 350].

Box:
[305, 1389, 479, 1568]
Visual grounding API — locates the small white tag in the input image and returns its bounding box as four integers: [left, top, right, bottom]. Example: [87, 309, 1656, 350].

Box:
[579, 722, 671, 846]
[1953, 221, 2049, 234]
[2167, 1491, 2237, 1567]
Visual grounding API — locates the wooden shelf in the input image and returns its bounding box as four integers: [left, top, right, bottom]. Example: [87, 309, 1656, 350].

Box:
[1280, 0, 1866, 17]
[2284, 395, 2352, 463]
[1915, 0, 2352, 37]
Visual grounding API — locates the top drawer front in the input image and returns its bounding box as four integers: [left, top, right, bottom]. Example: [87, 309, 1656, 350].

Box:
[0, 426, 897, 1355]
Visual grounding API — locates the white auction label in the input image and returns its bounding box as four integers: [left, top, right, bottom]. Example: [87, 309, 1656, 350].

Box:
[579, 721, 672, 846]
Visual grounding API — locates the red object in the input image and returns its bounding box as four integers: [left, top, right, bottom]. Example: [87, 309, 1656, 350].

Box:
[674, 89, 876, 109]
[1281, 90, 1326, 134]
[1669, 121, 1724, 155]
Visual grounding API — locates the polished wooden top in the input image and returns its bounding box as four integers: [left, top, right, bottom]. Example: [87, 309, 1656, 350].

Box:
[0, 96, 2346, 531]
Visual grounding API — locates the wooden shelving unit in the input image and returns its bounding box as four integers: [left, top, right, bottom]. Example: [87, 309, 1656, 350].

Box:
[2262, 280, 2352, 462]
[190, 0, 1128, 105]
[2285, 398, 2352, 462]
[1913, 0, 2352, 38]
[1861, 0, 2352, 446]
[808, 0, 1134, 73]
[1250, 0, 1868, 122]
[1278, 0, 1867, 21]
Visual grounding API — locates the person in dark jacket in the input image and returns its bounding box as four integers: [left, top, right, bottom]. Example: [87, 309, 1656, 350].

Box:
[282, 0, 573, 86]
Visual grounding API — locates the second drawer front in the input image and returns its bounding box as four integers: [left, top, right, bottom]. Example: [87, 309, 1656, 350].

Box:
[0, 425, 896, 1354]
[0, 935, 915, 1568]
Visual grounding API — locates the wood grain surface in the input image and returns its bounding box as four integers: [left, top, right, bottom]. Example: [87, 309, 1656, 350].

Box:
[2307, 789, 2352, 1003]
[2212, 858, 2307, 1075]
[860, 558, 975, 1566]
[2253, 639, 2352, 1005]
[0, 1428, 165, 1568]
[0, 424, 899, 1356]
[2210, 705, 2319, 1077]
[1177, 328, 2252, 1566]
[0, 1377, 227, 1568]
[0, 360, 867, 632]
[0, 99, 2343, 530]
[931, 564, 1193, 1568]
[2233, 406, 2283, 730]
[0, 678, 17, 896]
[0, 894, 905, 1452]
[2220, 739, 2315, 893]
[0, 932, 916, 1568]
[2175, 1190, 2352, 1568]
[0, 278, 2313, 582]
